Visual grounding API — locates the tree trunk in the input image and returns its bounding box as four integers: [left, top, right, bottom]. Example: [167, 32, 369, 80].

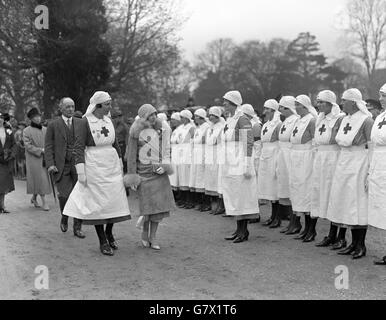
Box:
[367, 73, 378, 98]
[11, 70, 26, 121]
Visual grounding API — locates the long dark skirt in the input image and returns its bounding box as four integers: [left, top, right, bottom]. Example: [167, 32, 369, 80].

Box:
[0, 162, 15, 194]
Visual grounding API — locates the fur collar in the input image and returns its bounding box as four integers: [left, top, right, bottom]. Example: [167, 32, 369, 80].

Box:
[129, 118, 163, 138]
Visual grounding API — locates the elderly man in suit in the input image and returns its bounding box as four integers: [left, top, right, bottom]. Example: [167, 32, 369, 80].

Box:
[45, 97, 85, 238]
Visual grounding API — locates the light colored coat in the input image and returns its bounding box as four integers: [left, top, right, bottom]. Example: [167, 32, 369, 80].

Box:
[23, 126, 51, 195]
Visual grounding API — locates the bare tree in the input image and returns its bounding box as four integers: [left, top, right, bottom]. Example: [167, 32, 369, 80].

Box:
[344, 0, 386, 94]
[332, 56, 368, 91]
[105, 0, 185, 97]
[0, 0, 41, 119]
[193, 38, 236, 81]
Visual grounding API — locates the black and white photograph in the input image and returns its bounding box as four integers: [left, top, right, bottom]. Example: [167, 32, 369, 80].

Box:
[1, 0, 386, 304]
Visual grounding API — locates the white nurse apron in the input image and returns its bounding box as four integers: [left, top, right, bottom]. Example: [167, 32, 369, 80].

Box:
[64, 115, 130, 221]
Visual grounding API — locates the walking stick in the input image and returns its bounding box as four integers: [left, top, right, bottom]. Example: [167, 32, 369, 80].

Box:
[49, 171, 57, 203]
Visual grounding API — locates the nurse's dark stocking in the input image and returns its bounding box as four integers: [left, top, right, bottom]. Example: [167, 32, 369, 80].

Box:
[95, 225, 113, 256]
[225, 220, 240, 241]
[331, 227, 347, 250]
[316, 223, 337, 247]
[105, 223, 118, 250]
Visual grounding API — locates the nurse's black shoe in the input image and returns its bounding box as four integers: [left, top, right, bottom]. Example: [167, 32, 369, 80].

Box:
[303, 218, 317, 243]
[316, 236, 335, 247]
[331, 239, 347, 250]
[352, 229, 366, 259]
[106, 234, 118, 250]
[262, 218, 273, 226]
[225, 233, 238, 241]
[233, 230, 249, 243]
[0, 209, 10, 214]
[352, 246, 366, 260]
[176, 201, 185, 208]
[100, 243, 114, 256]
[226, 221, 240, 240]
[294, 223, 309, 239]
[215, 199, 226, 215]
[337, 244, 356, 255]
[294, 215, 310, 240]
[285, 216, 302, 235]
[280, 213, 293, 233]
[374, 256, 386, 265]
[184, 203, 195, 209]
[269, 219, 281, 229]
[200, 205, 211, 212]
[73, 219, 86, 239]
[303, 231, 317, 243]
[74, 229, 86, 239]
[338, 229, 358, 255]
[210, 199, 219, 215]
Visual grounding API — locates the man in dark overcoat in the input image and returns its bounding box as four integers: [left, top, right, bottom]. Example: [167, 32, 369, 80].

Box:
[45, 98, 85, 238]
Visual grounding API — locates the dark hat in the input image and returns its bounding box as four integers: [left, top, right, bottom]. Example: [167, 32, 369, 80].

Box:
[0, 113, 10, 121]
[366, 99, 382, 110]
[27, 107, 41, 119]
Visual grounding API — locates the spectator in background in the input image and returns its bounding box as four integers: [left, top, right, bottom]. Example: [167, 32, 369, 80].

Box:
[186, 97, 195, 109]
[23, 108, 51, 211]
[126, 117, 135, 127]
[9, 116, 18, 134]
[111, 109, 129, 173]
[4, 115, 18, 177]
[366, 99, 382, 120]
[14, 121, 27, 179]
[1, 113, 11, 129]
[0, 112, 16, 214]
[214, 98, 222, 106]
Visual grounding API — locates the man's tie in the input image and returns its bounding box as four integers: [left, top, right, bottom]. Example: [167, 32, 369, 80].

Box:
[67, 118, 72, 131]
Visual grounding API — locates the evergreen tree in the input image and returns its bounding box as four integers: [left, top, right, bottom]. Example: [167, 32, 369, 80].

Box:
[35, 0, 111, 115]
[194, 72, 228, 106]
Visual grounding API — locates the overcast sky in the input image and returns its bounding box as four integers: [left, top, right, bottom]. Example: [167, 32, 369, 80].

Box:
[179, 0, 348, 61]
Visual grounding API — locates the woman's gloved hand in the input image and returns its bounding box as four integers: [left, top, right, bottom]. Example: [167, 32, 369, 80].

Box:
[156, 167, 165, 175]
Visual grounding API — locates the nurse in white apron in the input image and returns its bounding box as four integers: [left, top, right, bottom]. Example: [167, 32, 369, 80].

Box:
[176, 110, 195, 209]
[204, 107, 225, 214]
[190, 109, 210, 211]
[257, 100, 282, 227]
[169, 112, 183, 203]
[311, 90, 347, 249]
[290, 95, 317, 242]
[221, 91, 259, 243]
[368, 83, 386, 265]
[327, 88, 373, 260]
[64, 91, 131, 256]
[241, 104, 262, 223]
[276, 96, 302, 234]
